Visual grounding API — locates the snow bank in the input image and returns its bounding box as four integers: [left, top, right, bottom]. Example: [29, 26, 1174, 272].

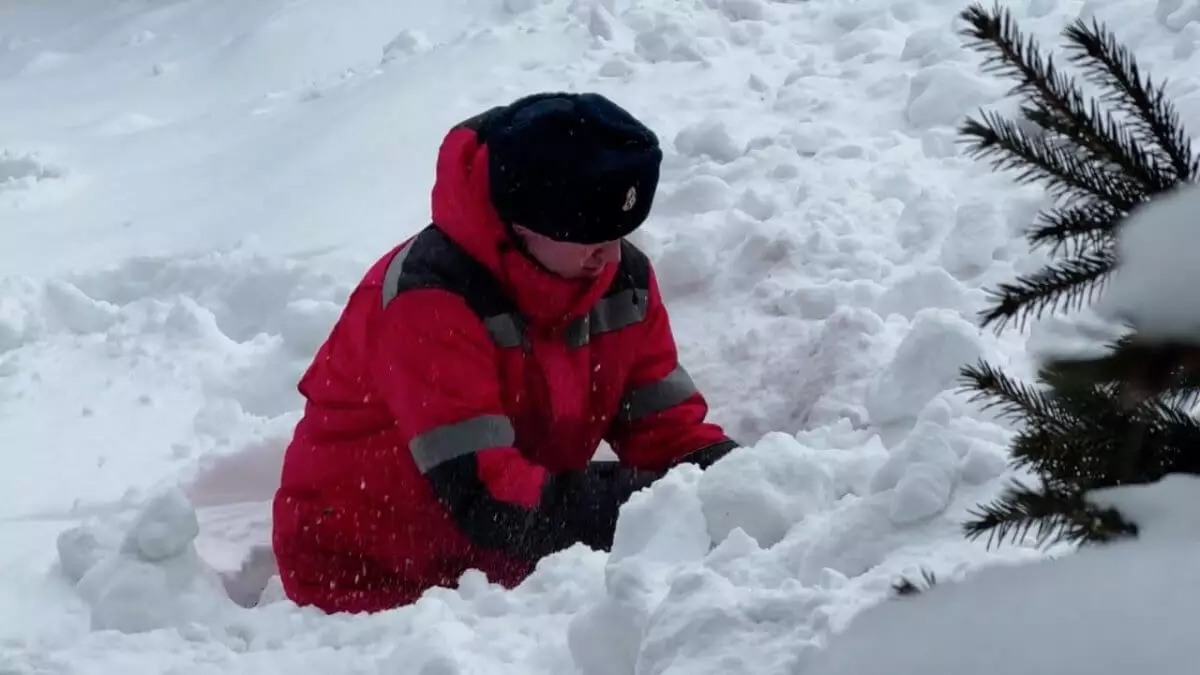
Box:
[805, 474, 1200, 675]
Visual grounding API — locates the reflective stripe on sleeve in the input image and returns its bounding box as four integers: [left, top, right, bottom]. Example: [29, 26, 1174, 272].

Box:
[565, 289, 650, 348]
[616, 363, 699, 423]
[409, 414, 516, 474]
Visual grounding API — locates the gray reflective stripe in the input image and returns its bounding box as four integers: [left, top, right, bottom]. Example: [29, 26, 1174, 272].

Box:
[566, 289, 651, 348]
[483, 313, 526, 349]
[379, 238, 525, 349]
[617, 363, 698, 423]
[409, 414, 515, 474]
[382, 245, 646, 350]
[381, 240, 417, 308]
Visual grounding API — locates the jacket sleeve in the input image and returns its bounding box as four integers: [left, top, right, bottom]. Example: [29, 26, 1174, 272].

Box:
[369, 287, 657, 560]
[605, 265, 739, 471]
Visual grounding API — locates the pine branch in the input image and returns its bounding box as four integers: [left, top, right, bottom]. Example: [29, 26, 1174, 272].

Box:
[1022, 98, 1170, 197]
[963, 478, 1137, 548]
[1043, 339, 1200, 406]
[1159, 369, 1200, 409]
[957, 2, 1147, 210]
[1017, 367, 1200, 484]
[960, 112, 1141, 212]
[1061, 18, 1200, 183]
[958, 3, 1068, 105]
[1025, 199, 1121, 257]
[978, 248, 1114, 331]
[1135, 399, 1200, 475]
[1002, 387, 1127, 486]
[893, 568, 939, 597]
[953, 3, 1200, 553]
[958, 360, 1064, 424]
[1033, 377, 1149, 484]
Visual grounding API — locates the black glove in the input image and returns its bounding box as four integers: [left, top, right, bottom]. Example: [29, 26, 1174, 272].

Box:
[674, 438, 740, 469]
[536, 461, 664, 553]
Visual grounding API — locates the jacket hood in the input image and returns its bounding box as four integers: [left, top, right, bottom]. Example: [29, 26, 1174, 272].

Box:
[429, 124, 617, 331]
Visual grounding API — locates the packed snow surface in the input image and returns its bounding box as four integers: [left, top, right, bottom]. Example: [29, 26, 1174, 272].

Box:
[3, 0, 1200, 673]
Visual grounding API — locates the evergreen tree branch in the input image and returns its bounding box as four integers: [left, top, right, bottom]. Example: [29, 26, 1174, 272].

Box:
[961, 109, 1140, 212]
[1022, 98, 1171, 196]
[958, 360, 1064, 424]
[1003, 381, 1127, 487]
[978, 248, 1114, 331]
[1025, 199, 1121, 257]
[951, 3, 1200, 550]
[958, 2, 1149, 208]
[1061, 18, 1200, 183]
[963, 478, 1137, 549]
[893, 568, 939, 597]
[1043, 339, 1200, 407]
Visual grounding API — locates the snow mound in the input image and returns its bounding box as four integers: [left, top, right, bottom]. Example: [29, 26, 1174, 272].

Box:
[865, 309, 986, 427]
[59, 487, 239, 633]
[806, 474, 1200, 675]
[698, 432, 838, 547]
[567, 412, 1037, 675]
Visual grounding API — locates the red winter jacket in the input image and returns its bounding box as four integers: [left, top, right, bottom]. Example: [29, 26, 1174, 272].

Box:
[271, 112, 736, 615]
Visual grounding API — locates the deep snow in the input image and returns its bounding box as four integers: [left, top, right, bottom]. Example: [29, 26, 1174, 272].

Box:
[3, 0, 1200, 673]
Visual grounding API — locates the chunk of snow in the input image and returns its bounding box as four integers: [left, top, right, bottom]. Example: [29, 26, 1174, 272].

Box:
[56, 520, 124, 585]
[657, 174, 733, 214]
[899, 26, 961, 66]
[697, 432, 837, 548]
[875, 267, 968, 319]
[904, 65, 995, 129]
[940, 200, 1006, 281]
[1098, 183, 1200, 341]
[673, 119, 743, 163]
[570, 466, 711, 675]
[381, 29, 432, 63]
[69, 487, 238, 633]
[958, 443, 1009, 486]
[0, 150, 62, 187]
[865, 309, 985, 426]
[736, 186, 778, 221]
[633, 19, 707, 63]
[868, 421, 960, 495]
[718, 0, 766, 22]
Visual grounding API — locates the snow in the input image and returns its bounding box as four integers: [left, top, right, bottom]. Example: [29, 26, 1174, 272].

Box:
[1099, 182, 1200, 341]
[2, 0, 1199, 672]
[804, 474, 1200, 675]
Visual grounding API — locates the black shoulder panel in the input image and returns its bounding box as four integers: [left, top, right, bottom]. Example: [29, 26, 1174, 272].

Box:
[609, 239, 651, 297]
[381, 224, 516, 321]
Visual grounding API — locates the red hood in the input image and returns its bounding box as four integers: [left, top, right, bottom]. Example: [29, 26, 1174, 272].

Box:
[429, 126, 617, 331]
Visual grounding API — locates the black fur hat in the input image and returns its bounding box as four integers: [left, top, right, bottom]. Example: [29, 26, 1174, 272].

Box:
[478, 92, 663, 244]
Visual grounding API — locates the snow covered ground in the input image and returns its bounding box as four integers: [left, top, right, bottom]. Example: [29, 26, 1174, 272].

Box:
[3, 0, 1200, 672]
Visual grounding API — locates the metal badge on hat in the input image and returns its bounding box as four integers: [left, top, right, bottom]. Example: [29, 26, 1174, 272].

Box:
[622, 186, 637, 212]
